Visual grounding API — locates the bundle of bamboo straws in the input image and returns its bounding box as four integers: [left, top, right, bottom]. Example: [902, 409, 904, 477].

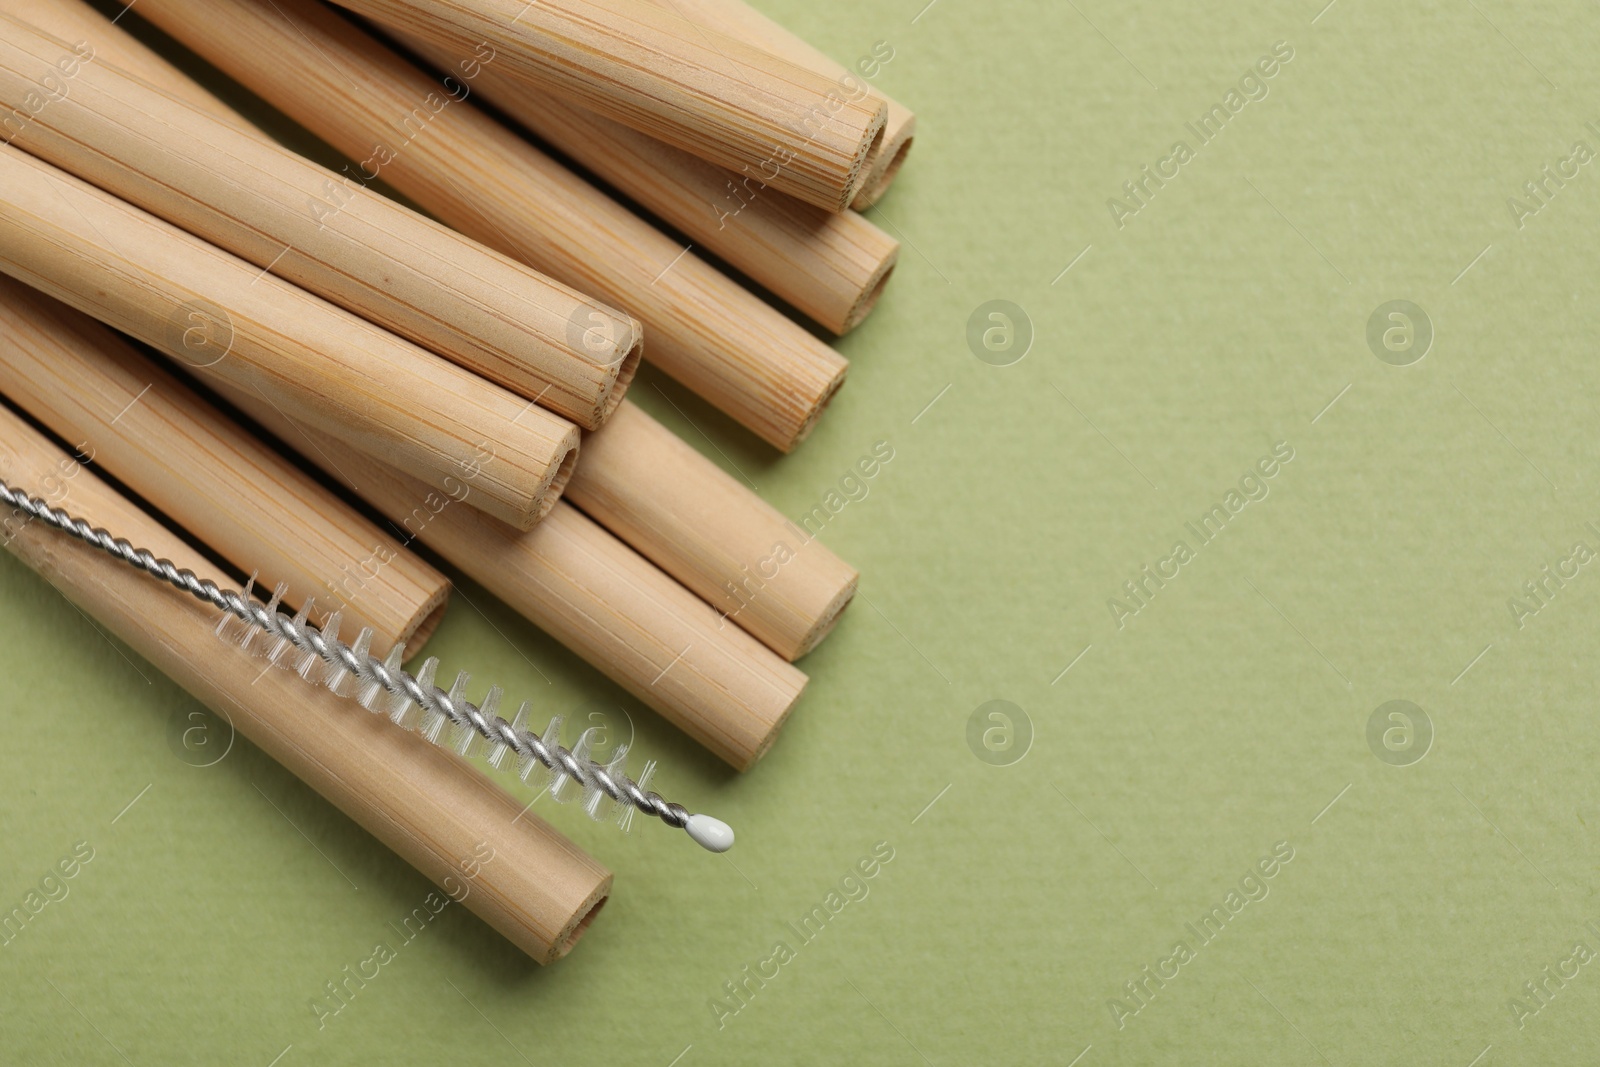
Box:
[0, 0, 912, 963]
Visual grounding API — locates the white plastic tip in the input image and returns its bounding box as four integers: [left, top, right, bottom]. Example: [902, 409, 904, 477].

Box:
[686, 814, 735, 853]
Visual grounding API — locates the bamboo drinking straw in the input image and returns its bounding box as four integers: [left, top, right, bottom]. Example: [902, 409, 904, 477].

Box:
[326, 0, 887, 212]
[0, 141, 578, 531]
[0, 11, 640, 431]
[21, 0, 864, 662]
[0, 275, 450, 655]
[402, 30, 899, 336]
[635, 0, 915, 209]
[569, 402, 857, 661]
[218, 382, 805, 771]
[0, 404, 611, 964]
[127, 0, 847, 453]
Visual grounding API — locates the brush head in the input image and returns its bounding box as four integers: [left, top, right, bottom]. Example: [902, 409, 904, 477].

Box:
[686, 814, 735, 853]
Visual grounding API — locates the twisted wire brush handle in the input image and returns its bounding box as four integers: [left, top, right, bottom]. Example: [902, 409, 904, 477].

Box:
[0, 479, 735, 852]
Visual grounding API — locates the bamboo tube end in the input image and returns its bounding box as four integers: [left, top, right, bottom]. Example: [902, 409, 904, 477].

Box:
[779, 359, 849, 453]
[840, 247, 899, 334]
[851, 114, 916, 210]
[742, 669, 808, 768]
[399, 583, 451, 655]
[500, 424, 582, 530]
[547, 877, 612, 963]
[793, 567, 859, 660]
[598, 322, 645, 424]
[839, 103, 890, 209]
[534, 442, 582, 525]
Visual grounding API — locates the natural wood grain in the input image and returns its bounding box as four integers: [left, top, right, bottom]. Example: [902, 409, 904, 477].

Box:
[636, 0, 914, 208]
[130, 0, 847, 451]
[0, 403, 611, 964]
[570, 402, 857, 660]
[0, 10, 641, 430]
[0, 274, 450, 656]
[222, 383, 806, 771]
[402, 29, 900, 336]
[327, 0, 886, 211]
[0, 142, 579, 530]
[9, 0, 245, 122]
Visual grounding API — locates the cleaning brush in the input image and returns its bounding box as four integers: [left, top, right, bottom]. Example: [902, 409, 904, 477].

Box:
[0, 477, 736, 853]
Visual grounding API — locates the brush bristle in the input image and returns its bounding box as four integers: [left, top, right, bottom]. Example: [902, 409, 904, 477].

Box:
[421, 670, 465, 745]
[488, 700, 529, 772]
[391, 656, 436, 731]
[520, 715, 561, 792]
[326, 626, 372, 697]
[583, 743, 629, 822]
[618, 759, 656, 834]
[454, 684, 499, 759]
[266, 597, 313, 666]
[551, 728, 596, 804]
[359, 643, 403, 711]
[216, 573, 257, 642]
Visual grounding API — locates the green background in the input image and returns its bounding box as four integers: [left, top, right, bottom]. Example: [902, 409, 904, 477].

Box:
[5, 0, 1600, 1063]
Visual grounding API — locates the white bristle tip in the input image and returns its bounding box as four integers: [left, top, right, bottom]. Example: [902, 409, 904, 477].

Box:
[686, 815, 734, 853]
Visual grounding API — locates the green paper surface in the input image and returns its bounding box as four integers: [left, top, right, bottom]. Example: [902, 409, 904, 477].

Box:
[5, 0, 1600, 1063]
